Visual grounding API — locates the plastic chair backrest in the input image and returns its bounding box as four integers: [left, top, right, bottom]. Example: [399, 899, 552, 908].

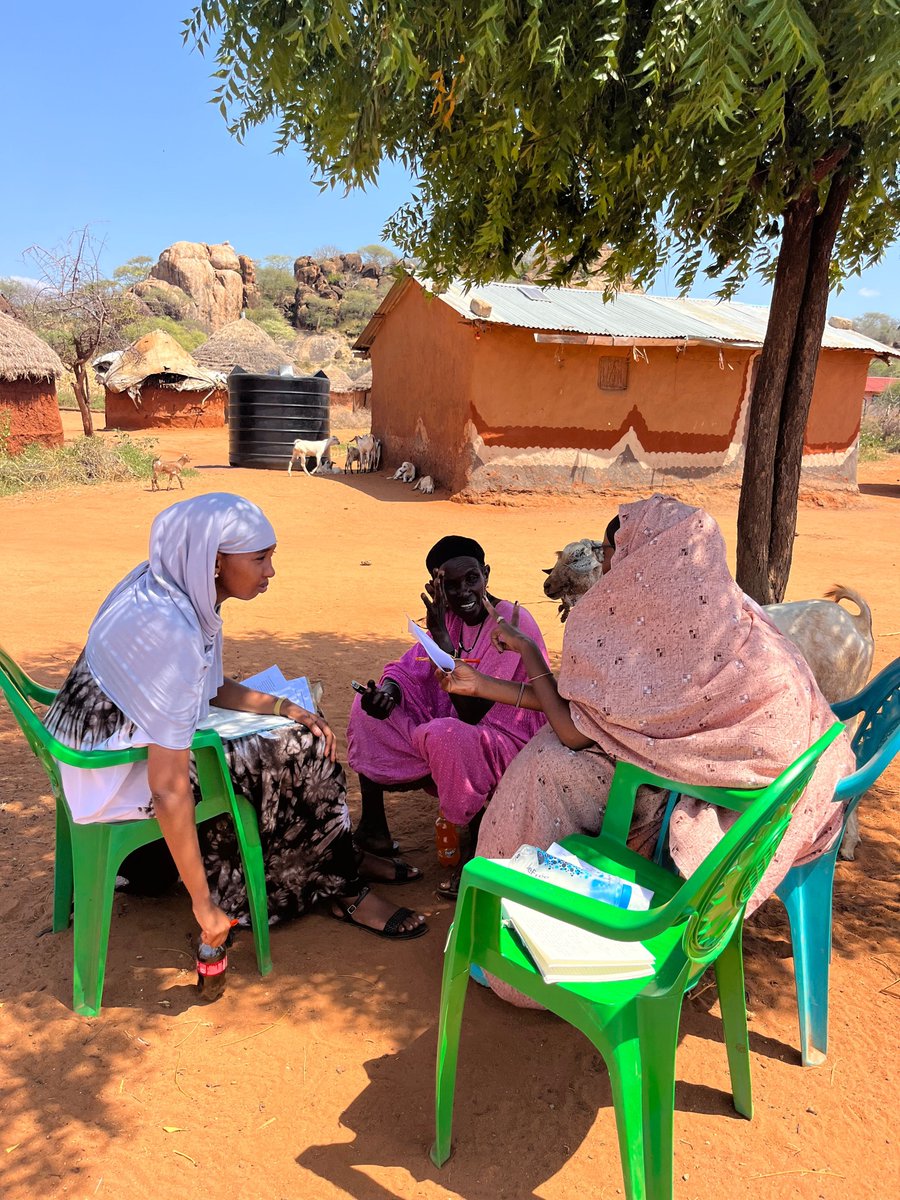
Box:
[604, 724, 843, 970]
[832, 657, 900, 805]
[0, 644, 57, 706]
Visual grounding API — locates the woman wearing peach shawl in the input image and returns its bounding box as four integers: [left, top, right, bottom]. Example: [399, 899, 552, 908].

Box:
[440, 494, 853, 1006]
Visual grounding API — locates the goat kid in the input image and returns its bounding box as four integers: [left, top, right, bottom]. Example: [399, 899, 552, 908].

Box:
[288, 435, 340, 476]
[413, 474, 435, 494]
[151, 453, 191, 491]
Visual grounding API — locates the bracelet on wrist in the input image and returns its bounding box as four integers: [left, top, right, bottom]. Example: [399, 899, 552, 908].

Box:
[272, 696, 286, 717]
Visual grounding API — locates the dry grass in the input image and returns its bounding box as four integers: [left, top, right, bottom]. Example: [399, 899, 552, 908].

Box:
[0, 433, 160, 496]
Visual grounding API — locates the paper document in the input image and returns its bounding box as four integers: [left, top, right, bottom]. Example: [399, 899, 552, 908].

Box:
[241, 665, 316, 712]
[407, 617, 456, 672]
[198, 706, 292, 740]
[502, 899, 655, 985]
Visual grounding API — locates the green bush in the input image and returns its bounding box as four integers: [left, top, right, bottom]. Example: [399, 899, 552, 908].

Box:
[301, 297, 339, 331]
[255, 264, 296, 305]
[338, 287, 380, 334]
[244, 305, 296, 344]
[0, 434, 162, 496]
[119, 315, 207, 352]
[859, 401, 900, 460]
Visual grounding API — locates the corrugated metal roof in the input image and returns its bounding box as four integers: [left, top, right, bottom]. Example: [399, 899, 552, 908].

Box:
[355, 276, 898, 355]
[438, 281, 898, 353]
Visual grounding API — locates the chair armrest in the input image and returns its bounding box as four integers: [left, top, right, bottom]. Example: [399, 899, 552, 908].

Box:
[833, 725, 900, 802]
[459, 857, 673, 943]
[832, 657, 900, 721]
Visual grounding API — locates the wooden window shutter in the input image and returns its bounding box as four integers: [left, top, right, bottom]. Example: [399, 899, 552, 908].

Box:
[598, 356, 629, 391]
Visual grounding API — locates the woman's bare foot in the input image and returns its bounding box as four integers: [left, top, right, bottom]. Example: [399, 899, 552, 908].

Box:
[358, 849, 422, 884]
[332, 886, 427, 939]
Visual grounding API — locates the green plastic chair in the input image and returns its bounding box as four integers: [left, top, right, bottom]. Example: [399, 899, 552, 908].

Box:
[431, 723, 843, 1200]
[0, 646, 273, 1016]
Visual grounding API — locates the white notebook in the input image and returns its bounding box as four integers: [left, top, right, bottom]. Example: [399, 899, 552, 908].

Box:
[502, 900, 655, 986]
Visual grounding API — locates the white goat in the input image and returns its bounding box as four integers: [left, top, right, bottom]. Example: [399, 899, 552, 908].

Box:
[288, 435, 340, 476]
[344, 433, 376, 473]
[392, 461, 417, 483]
[369, 437, 383, 473]
[413, 474, 435, 494]
[543, 544, 875, 859]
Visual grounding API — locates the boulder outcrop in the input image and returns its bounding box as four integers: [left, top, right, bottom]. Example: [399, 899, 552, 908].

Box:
[148, 241, 257, 330]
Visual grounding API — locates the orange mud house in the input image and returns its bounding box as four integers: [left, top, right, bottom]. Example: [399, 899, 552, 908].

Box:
[0, 311, 65, 454]
[355, 278, 895, 495]
[99, 329, 225, 431]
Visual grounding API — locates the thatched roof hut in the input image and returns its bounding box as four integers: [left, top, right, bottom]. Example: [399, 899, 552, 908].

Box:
[0, 311, 65, 453]
[0, 311, 65, 383]
[324, 365, 355, 393]
[103, 328, 226, 431]
[193, 318, 290, 375]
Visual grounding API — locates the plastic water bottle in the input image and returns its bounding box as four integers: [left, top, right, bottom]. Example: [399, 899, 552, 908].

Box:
[509, 845, 633, 908]
[434, 815, 461, 866]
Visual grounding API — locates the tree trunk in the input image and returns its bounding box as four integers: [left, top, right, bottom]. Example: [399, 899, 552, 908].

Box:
[71, 360, 94, 437]
[735, 170, 850, 604]
[767, 172, 851, 600]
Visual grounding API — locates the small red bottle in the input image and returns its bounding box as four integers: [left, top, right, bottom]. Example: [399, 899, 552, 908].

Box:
[434, 815, 461, 867]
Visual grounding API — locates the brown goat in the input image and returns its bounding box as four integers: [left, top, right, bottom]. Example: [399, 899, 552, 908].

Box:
[151, 453, 191, 491]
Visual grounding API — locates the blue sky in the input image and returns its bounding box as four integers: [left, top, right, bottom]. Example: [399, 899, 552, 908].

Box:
[2, 1, 897, 322]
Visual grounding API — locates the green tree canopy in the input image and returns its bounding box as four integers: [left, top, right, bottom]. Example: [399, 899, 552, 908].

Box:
[113, 256, 155, 287]
[186, 1, 900, 601]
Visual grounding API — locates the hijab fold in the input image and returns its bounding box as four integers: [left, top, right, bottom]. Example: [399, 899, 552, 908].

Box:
[85, 493, 276, 750]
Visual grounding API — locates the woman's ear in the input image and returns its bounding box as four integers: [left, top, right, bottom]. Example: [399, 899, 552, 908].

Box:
[482, 564, 491, 586]
[214, 554, 222, 580]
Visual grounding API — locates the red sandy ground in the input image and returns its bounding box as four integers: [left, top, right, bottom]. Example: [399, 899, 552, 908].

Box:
[1, 413, 898, 1200]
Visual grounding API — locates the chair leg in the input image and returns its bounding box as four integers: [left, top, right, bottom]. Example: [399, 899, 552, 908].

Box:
[52, 798, 74, 933]
[232, 795, 273, 976]
[431, 959, 472, 1167]
[636, 991, 684, 1200]
[70, 825, 119, 1017]
[776, 853, 837, 1067]
[599, 1015, 650, 1200]
[713, 926, 753, 1117]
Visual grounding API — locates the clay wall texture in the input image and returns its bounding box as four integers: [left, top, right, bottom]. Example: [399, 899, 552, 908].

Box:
[0, 379, 64, 454]
[368, 283, 869, 495]
[105, 384, 226, 431]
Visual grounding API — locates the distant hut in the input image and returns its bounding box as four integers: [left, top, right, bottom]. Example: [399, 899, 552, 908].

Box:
[101, 329, 226, 430]
[0, 311, 65, 454]
[193, 318, 291, 376]
[329, 364, 372, 410]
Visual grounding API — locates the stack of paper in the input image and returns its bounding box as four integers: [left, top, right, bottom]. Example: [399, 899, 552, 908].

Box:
[499, 845, 655, 985]
[198, 665, 317, 741]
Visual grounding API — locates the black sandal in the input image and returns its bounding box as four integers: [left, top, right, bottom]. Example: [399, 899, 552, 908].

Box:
[332, 886, 428, 940]
[354, 831, 401, 857]
[360, 852, 423, 886]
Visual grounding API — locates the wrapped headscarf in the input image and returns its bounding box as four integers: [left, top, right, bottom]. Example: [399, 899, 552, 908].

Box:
[85, 493, 276, 750]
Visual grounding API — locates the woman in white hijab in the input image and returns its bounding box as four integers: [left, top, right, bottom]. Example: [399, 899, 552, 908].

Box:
[45, 493, 427, 950]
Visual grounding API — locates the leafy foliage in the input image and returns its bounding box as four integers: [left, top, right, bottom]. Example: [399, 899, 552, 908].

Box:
[852, 310, 900, 347]
[119, 315, 208, 352]
[113, 256, 155, 287]
[185, 1, 900, 293]
[0, 434, 159, 496]
[244, 304, 296, 342]
[358, 243, 398, 269]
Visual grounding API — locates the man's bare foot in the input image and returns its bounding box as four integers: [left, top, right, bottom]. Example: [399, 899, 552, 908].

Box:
[332, 886, 427, 939]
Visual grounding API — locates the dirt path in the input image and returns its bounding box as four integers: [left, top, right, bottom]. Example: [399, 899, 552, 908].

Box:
[1, 415, 898, 1200]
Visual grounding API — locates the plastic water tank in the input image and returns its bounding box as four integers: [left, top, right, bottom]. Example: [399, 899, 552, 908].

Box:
[227, 368, 330, 469]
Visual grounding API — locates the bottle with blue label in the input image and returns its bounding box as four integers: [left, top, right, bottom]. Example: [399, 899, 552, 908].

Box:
[509, 845, 633, 908]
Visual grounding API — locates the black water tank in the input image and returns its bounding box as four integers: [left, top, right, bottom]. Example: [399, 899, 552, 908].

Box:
[227, 369, 330, 469]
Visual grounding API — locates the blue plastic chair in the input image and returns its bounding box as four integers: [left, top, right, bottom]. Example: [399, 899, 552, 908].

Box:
[653, 656, 900, 1066]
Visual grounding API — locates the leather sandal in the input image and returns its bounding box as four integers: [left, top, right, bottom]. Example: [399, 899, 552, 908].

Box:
[331, 886, 428, 940]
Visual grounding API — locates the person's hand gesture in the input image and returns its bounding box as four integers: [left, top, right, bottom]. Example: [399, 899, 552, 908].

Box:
[421, 569, 454, 653]
[485, 597, 534, 657]
[193, 897, 233, 948]
[360, 680, 400, 721]
[436, 662, 483, 698]
[281, 701, 337, 761]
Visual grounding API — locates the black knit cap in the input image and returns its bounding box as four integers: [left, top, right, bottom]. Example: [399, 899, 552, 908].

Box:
[425, 535, 486, 575]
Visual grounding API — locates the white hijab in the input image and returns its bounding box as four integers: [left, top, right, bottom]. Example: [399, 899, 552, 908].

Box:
[85, 493, 276, 750]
